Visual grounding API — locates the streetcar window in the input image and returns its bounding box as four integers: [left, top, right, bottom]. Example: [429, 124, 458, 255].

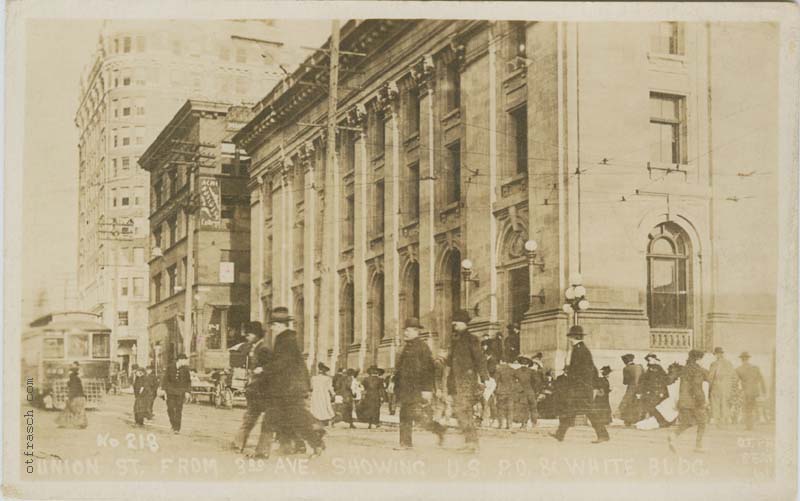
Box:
[92, 333, 111, 358]
[67, 334, 90, 358]
[43, 338, 65, 359]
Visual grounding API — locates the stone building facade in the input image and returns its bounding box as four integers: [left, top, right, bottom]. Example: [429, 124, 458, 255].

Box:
[140, 101, 253, 372]
[235, 20, 778, 404]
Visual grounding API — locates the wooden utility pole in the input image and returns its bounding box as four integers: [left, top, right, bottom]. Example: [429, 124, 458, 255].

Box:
[325, 20, 340, 194]
[324, 20, 341, 370]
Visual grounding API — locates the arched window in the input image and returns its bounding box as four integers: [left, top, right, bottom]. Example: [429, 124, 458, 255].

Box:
[405, 262, 420, 320]
[293, 293, 304, 353]
[341, 282, 355, 344]
[647, 222, 692, 328]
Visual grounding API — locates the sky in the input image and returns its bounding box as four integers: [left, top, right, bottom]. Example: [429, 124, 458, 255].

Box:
[22, 20, 102, 322]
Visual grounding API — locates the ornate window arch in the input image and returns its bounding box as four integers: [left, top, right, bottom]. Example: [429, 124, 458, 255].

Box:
[647, 221, 692, 328]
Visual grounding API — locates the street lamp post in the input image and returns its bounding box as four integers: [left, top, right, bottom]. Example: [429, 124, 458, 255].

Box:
[524, 239, 546, 313]
[461, 259, 474, 314]
[562, 273, 590, 326]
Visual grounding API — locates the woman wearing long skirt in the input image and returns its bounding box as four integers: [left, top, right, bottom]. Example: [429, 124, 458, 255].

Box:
[595, 366, 614, 426]
[360, 366, 387, 429]
[310, 363, 336, 425]
[133, 367, 155, 426]
[57, 365, 88, 429]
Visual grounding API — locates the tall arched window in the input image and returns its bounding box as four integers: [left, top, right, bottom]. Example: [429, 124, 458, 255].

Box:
[647, 222, 692, 328]
[341, 282, 355, 345]
[406, 262, 420, 320]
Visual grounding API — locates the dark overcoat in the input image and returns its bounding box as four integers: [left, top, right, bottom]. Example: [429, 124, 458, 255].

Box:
[564, 341, 600, 416]
[162, 363, 191, 395]
[133, 373, 156, 416]
[359, 375, 386, 422]
[264, 330, 311, 402]
[594, 376, 613, 425]
[244, 339, 272, 397]
[395, 338, 435, 404]
[447, 330, 488, 398]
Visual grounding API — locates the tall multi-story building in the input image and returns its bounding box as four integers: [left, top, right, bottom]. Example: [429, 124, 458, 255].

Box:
[75, 20, 303, 374]
[140, 100, 253, 372]
[234, 20, 778, 406]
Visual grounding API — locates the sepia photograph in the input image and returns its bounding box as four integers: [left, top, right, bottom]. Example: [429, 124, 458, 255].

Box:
[3, 1, 798, 500]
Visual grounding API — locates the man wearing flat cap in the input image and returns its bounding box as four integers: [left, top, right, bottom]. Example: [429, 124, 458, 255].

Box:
[394, 317, 445, 450]
[447, 309, 488, 453]
[709, 346, 735, 429]
[735, 352, 766, 431]
[668, 349, 710, 453]
[551, 325, 609, 443]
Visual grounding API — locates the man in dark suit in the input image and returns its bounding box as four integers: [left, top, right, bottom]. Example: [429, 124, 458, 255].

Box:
[232, 321, 273, 457]
[394, 317, 445, 450]
[162, 353, 191, 434]
[448, 310, 488, 453]
[504, 323, 521, 363]
[550, 325, 609, 443]
[264, 306, 324, 457]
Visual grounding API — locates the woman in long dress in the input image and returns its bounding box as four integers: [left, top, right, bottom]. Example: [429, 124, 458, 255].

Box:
[359, 366, 387, 429]
[57, 365, 88, 429]
[595, 366, 613, 426]
[310, 363, 335, 425]
[132, 367, 154, 426]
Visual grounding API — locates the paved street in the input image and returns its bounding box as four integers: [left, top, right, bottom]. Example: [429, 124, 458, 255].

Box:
[23, 394, 774, 482]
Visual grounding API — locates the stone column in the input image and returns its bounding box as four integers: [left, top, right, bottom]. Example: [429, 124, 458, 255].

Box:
[412, 55, 437, 342]
[349, 105, 369, 370]
[320, 126, 340, 369]
[378, 82, 401, 367]
[300, 142, 317, 367]
[256, 175, 265, 322]
[282, 158, 294, 308]
[487, 26, 500, 324]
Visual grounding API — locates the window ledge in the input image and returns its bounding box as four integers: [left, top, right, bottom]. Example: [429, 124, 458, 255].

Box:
[404, 133, 420, 146]
[647, 52, 687, 63]
[441, 108, 461, 124]
[441, 201, 460, 214]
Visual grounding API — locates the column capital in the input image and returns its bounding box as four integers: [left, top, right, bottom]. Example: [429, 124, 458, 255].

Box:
[447, 41, 467, 70]
[377, 80, 400, 116]
[410, 54, 436, 95]
[280, 156, 293, 184]
[298, 140, 315, 172]
[346, 104, 368, 138]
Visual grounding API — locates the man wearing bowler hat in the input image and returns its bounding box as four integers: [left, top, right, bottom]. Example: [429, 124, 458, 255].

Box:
[264, 306, 325, 457]
[447, 309, 488, 453]
[394, 317, 446, 450]
[709, 346, 735, 428]
[550, 325, 609, 443]
[735, 352, 766, 431]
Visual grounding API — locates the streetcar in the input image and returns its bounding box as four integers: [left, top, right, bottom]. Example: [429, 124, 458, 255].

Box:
[21, 311, 112, 410]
